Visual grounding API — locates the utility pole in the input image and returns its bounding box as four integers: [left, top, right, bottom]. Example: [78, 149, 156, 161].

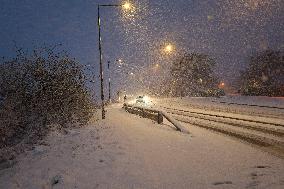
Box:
[108, 61, 111, 103]
[97, 5, 105, 119]
[96, 2, 133, 119]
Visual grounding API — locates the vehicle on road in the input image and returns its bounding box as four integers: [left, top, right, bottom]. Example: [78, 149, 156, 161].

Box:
[136, 95, 146, 104]
[133, 95, 153, 106]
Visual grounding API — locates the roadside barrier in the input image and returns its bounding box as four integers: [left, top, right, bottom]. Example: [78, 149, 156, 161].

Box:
[123, 103, 189, 134]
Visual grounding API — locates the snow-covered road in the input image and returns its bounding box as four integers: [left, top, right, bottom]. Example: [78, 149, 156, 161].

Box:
[1, 105, 284, 189]
[152, 96, 284, 158]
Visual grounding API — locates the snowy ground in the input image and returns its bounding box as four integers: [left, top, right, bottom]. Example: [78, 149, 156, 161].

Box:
[1, 103, 284, 189]
[152, 96, 284, 119]
[152, 96, 284, 156]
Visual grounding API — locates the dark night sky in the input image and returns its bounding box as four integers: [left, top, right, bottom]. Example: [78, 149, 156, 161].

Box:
[1, 0, 283, 96]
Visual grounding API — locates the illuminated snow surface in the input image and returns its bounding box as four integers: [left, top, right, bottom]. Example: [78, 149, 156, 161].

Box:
[1, 97, 284, 189]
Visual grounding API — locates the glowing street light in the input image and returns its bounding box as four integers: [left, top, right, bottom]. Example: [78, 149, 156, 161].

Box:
[97, 2, 134, 119]
[165, 44, 173, 52]
[163, 43, 175, 54]
[122, 2, 132, 10]
[219, 82, 225, 88]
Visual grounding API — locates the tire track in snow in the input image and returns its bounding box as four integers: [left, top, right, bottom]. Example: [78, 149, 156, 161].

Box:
[159, 105, 284, 158]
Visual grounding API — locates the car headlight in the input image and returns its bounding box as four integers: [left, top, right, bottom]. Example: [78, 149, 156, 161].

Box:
[143, 96, 151, 104]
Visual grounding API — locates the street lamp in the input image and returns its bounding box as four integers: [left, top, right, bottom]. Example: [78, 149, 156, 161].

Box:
[122, 2, 131, 10]
[97, 2, 133, 119]
[107, 59, 123, 104]
[107, 61, 111, 103]
[164, 44, 174, 54]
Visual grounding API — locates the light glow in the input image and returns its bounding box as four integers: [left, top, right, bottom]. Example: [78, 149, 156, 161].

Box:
[165, 44, 173, 52]
[219, 82, 225, 88]
[163, 43, 175, 54]
[122, 2, 131, 10]
[143, 95, 151, 104]
[117, 59, 123, 65]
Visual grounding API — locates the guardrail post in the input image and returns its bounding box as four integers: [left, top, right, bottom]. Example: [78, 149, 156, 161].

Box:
[142, 108, 145, 117]
[158, 111, 163, 124]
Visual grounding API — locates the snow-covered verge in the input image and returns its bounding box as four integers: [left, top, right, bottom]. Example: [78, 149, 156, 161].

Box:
[154, 95, 284, 119]
[0, 105, 283, 189]
[153, 95, 284, 156]
[211, 95, 284, 108]
[0, 114, 98, 171]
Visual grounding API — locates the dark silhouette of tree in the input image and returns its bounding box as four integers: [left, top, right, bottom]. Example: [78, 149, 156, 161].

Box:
[240, 50, 284, 96]
[165, 52, 222, 97]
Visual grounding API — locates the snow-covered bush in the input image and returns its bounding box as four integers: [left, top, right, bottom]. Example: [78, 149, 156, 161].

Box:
[0, 47, 95, 148]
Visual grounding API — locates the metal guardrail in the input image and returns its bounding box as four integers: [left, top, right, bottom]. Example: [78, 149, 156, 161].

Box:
[123, 103, 189, 134]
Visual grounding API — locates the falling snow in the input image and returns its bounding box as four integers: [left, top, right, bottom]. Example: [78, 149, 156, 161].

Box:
[96, 0, 284, 95]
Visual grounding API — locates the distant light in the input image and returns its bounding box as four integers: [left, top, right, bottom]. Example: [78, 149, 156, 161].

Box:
[117, 59, 123, 65]
[207, 15, 214, 21]
[219, 82, 225, 88]
[122, 2, 131, 10]
[162, 43, 175, 55]
[143, 95, 151, 104]
[130, 72, 134, 75]
[165, 44, 173, 52]
[116, 59, 123, 66]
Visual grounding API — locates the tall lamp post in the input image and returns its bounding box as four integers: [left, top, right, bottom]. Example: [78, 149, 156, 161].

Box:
[107, 61, 111, 103]
[97, 2, 132, 119]
[107, 59, 121, 103]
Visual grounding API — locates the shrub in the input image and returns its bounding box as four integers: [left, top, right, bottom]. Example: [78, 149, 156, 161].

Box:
[0, 47, 95, 149]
